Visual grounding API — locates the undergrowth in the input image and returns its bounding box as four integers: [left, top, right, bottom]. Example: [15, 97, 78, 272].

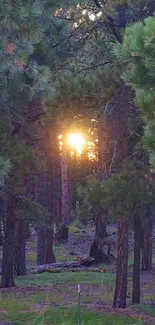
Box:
[16, 271, 114, 286]
[1, 307, 144, 325]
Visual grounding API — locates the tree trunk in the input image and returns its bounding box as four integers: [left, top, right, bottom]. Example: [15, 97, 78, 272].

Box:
[61, 146, 69, 225]
[132, 217, 141, 304]
[36, 170, 47, 265]
[26, 225, 31, 241]
[95, 213, 107, 239]
[45, 225, 56, 264]
[90, 213, 108, 263]
[141, 214, 153, 271]
[0, 197, 5, 245]
[14, 220, 27, 276]
[1, 195, 17, 288]
[37, 227, 46, 265]
[0, 219, 3, 246]
[113, 218, 128, 308]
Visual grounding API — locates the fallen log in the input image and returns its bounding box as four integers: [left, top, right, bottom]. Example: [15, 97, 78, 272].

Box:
[27, 257, 106, 274]
[28, 266, 107, 274]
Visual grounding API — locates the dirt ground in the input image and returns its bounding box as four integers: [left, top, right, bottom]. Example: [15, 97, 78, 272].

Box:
[0, 224, 155, 324]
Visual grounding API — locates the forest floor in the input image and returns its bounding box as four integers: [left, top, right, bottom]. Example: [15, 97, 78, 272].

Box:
[0, 224, 155, 324]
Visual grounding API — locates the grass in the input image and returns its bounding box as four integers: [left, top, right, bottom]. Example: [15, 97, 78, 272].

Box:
[55, 254, 73, 262]
[23, 282, 114, 306]
[143, 293, 155, 301]
[128, 254, 134, 266]
[98, 291, 114, 301]
[28, 291, 63, 304]
[80, 295, 93, 303]
[1, 307, 144, 325]
[27, 251, 73, 263]
[27, 253, 37, 262]
[79, 293, 113, 303]
[0, 294, 30, 312]
[133, 304, 155, 317]
[69, 220, 83, 234]
[16, 271, 115, 287]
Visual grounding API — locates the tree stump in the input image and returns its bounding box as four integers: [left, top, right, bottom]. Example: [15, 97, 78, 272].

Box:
[90, 240, 109, 263]
[55, 225, 69, 242]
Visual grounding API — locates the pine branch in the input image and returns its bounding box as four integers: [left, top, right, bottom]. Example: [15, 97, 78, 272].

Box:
[93, 0, 103, 9]
[110, 141, 117, 174]
[93, 0, 123, 44]
[75, 61, 111, 74]
[0, 157, 11, 185]
[107, 16, 123, 44]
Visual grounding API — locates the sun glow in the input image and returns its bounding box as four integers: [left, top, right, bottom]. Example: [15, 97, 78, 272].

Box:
[68, 133, 85, 154]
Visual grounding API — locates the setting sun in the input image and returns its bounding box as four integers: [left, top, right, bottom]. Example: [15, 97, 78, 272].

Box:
[68, 133, 85, 154]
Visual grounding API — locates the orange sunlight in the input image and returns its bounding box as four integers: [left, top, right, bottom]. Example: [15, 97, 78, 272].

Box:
[68, 133, 85, 155]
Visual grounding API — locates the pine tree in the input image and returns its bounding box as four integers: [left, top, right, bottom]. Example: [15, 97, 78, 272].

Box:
[102, 164, 154, 306]
[0, 0, 70, 288]
[114, 15, 155, 167]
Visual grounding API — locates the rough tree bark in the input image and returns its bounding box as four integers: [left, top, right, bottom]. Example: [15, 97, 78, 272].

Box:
[51, 130, 69, 242]
[45, 225, 56, 264]
[14, 220, 27, 276]
[37, 122, 60, 264]
[37, 227, 46, 265]
[0, 219, 3, 246]
[0, 198, 5, 246]
[113, 218, 128, 308]
[141, 214, 153, 271]
[132, 217, 141, 304]
[1, 195, 18, 288]
[89, 110, 110, 263]
[26, 225, 31, 241]
[100, 86, 134, 308]
[90, 211, 108, 263]
[36, 169, 47, 265]
[61, 144, 69, 226]
[45, 129, 61, 261]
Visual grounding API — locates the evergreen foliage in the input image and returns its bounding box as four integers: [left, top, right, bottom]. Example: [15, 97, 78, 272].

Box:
[0, 157, 11, 186]
[102, 164, 154, 221]
[77, 177, 108, 224]
[0, 1, 56, 110]
[17, 197, 48, 225]
[0, 0, 73, 213]
[114, 15, 155, 167]
[78, 163, 154, 223]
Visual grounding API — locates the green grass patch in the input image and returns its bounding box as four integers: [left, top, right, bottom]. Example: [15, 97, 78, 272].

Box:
[133, 304, 155, 317]
[16, 271, 115, 287]
[28, 291, 63, 304]
[56, 254, 73, 262]
[27, 253, 37, 262]
[1, 311, 35, 325]
[128, 254, 134, 266]
[80, 295, 93, 303]
[0, 294, 30, 312]
[69, 220, 83, 234]
[1, 307, 144, 325]
[99, 291, 114, 301]
[143, 293, 155, 301]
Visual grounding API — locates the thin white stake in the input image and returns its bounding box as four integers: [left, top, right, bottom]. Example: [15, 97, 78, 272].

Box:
[78, 284, 81, 325]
